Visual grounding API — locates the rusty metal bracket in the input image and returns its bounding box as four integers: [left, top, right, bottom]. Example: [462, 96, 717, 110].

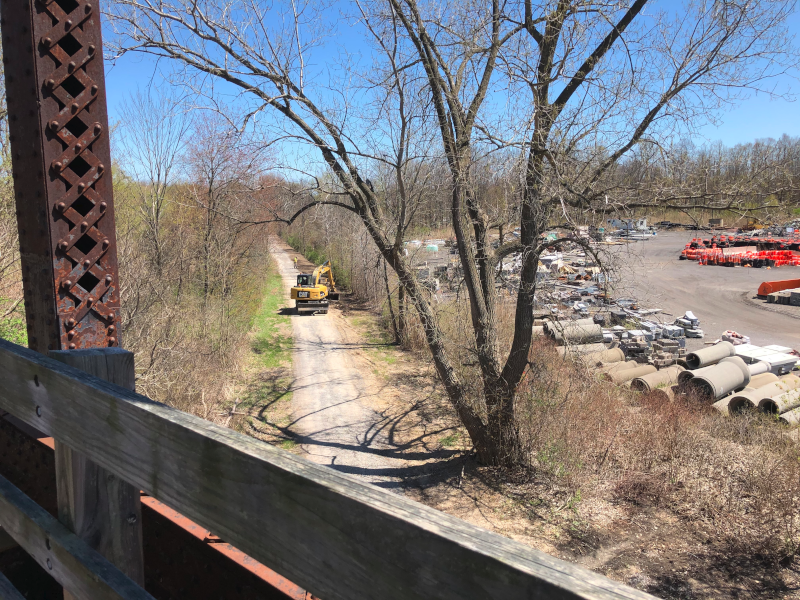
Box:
[1, 0, 121, 352]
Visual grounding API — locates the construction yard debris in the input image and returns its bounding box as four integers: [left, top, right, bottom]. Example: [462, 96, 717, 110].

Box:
[407, 220, 800, 432]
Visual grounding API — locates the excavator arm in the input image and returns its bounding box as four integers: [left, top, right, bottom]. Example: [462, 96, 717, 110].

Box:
[313, 261, 339, 299]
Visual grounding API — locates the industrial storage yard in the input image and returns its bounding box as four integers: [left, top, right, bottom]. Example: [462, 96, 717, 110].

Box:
[614, 231, 800, 350]
[401, 223, 800, 426]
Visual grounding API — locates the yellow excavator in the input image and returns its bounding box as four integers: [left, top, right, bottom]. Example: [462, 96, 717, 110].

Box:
[290, 260, 340, 314]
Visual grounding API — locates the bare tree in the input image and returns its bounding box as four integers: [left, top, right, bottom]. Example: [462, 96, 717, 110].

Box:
[106, 0, 798, 465]
[0, 36, 24, 335]
[117, 89, 193, 274]
[183, 114, 270, 305]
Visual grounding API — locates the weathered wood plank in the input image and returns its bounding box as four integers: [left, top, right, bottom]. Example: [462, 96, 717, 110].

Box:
[50, 348, 145, 596]
[0, 472, 153, 600]
[0, 338, 655, 600]
[0, 572, 26, 600]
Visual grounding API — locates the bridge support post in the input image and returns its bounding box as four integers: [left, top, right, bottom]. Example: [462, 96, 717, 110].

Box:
[49, 348, 144, 595]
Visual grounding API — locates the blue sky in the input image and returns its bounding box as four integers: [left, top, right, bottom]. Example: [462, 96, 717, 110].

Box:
[102, 3, 799, 149]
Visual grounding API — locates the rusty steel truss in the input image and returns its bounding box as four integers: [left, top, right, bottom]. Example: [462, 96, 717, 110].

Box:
[2, 0, 121, 352]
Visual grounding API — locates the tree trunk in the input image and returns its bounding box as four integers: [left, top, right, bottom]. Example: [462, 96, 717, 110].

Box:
[398, 284, 407, 345]
[382, 258, 400, 344]
[483, 382, 521, 467]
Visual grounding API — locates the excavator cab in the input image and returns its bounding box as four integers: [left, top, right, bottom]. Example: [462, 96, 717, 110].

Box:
[290, 260, 339, 314]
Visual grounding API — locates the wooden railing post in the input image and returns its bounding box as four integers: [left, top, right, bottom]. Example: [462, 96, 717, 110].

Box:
[49, 348, 145, 595]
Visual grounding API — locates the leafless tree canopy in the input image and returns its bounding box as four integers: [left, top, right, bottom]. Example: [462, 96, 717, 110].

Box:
[106, 0, 799, 465]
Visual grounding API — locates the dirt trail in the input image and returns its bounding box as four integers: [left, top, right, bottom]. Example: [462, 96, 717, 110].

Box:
[270, 239, 408, 489]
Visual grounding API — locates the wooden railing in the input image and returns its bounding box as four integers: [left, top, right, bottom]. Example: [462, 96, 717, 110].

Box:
[0, 337, 654, 600]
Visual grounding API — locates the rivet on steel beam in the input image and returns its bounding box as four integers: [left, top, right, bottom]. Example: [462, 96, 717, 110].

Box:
[83, 259, 90, 268]
[80, 221, 88, 230]
[88, 297, 95, 304]
[50, 120, 59, 130]
[108, 325, 115, 334]
[93, 124, 102, 135]
[91, 85, 98, 95]
[66, 318, 76, 328]
[45, 79, 55, 88]
[56, 202, 66, 211]
[53, 161, 62, 171]
[68, 61, 76, 73]
[71, 102, 79, 113]
[63, 280, 72, 289]
[65, 19, 73, 28]
[99, 202, 107, 212]
[67, 331, 75, 340]
[69, 344, 76, 350]
[58, 241, 68, 250]
[105, 275, 112, 284]
[108, 337, 116, 346]
[97, 164, 105, 175]
[102, 239, 110, 250]
[85, 3, 92, 12]
[108, 311, 116, 320]
[88, 44, 96, 55]
[78, 182, 86, 192]
[42, 37, 52, 46]
[75, 142, 82, 151]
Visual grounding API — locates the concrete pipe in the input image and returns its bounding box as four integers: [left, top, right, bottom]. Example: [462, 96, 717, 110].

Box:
[581, 347, 625, 367]
[748, 361, 770, 377]
[607, 364, 657, 384]
[713, 388, 754, 416]
[685, 341, 736, 370]
[758, 388, 800, 414]
[678, 364, 716, 385]
[779, 407, 800, 427]
[747, 372, 779, 389]
[726, 374, 800, 413]
[630, 366, 685, 392]
[648, 385, 678, 403]
[556, 342, 608, 357]
[597, 360, 638, 375]
[687, 356, 750, 401]
[549, 319, 604, 345]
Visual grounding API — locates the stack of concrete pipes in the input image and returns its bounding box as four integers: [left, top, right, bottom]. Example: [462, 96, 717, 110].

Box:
[721, 375, 800, 419]
[544, 318, 604, 346]
[552, 327, 800, 427]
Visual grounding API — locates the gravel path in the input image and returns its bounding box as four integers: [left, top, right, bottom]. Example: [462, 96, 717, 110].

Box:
[271, 239, 406, 489]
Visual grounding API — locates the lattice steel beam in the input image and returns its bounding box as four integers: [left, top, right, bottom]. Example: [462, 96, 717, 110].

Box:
[1, 0, 121, 352]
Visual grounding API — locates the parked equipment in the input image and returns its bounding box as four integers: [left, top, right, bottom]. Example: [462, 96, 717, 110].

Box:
[290, 260, 340, 314]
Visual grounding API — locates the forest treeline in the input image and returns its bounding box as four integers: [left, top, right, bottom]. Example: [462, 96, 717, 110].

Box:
[0, 69, 277, 417]
[282, 133, 800, 312]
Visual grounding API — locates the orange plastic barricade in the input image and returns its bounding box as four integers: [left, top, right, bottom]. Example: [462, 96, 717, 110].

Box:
[757, 279, 800, 297]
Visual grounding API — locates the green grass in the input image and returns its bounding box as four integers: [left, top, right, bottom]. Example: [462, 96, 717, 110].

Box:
[440, 432, 460, 447]
[0, 301, 27, 346]
[250, 270, 292, 369]
[235, 266, 295, 435]
[280, 439, 297, 450]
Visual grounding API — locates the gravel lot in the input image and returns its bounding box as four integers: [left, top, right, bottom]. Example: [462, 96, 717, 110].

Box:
[607, 231, 800, 351]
